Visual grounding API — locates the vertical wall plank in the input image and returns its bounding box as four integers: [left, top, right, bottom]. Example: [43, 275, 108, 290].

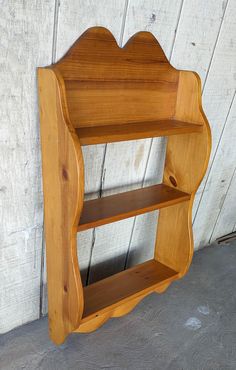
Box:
[193, 0, 236, 247]
[88, 139, 151, 282]
[88, 0, 184, 278]
[193, 0, 235, 213]
[40, 0, 127, 311]
[210, 166, 236, 241]
[0, 0, 55, 333]
[194, 92, 236, 248]
[123, 0, 183, 55]
[171, 0, 227, 82]
[127, 0, 227, 265]
[126, 138, 167, 267]
[169, 0, 229, 220]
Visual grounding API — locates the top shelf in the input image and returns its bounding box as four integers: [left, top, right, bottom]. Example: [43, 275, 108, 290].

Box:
[76, 119, 203, 145]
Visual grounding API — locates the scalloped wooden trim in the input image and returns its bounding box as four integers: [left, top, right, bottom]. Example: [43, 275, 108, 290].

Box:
[75, 283, 172, 334]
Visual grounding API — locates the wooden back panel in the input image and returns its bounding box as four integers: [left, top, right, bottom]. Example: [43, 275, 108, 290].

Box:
[54, 27, 179, 128]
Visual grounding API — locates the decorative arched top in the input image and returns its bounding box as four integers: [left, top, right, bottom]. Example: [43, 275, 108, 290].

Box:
[55, 26, 171, 81]
[50, 27, 180, 129]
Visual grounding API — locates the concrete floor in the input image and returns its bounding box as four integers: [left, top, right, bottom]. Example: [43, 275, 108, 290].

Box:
[1, 242, 236, 370]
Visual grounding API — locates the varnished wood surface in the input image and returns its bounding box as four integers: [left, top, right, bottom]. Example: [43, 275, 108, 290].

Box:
[38, 68, 84, 345]
[155, 71, 212, 276]
[77, 119, 203, 146]
[55, 27, 179, 128]
[82, 259, 178, 322]
[78, 184, 190, 231]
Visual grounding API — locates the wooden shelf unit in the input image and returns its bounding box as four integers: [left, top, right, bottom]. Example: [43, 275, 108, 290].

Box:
[38, 27, 211, 345]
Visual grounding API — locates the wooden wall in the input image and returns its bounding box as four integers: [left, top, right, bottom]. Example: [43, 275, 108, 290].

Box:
[1, 0, 236, 333]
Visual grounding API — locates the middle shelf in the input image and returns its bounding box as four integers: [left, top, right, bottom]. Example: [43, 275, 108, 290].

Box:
[78, 183, 190, 232]
[76, 119, 203, 146]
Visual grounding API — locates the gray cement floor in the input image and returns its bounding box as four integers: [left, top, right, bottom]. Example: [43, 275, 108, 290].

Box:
[1, 242, 236, 370]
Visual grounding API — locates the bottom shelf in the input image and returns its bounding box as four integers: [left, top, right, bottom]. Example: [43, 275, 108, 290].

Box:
[82, 259, 178, 322]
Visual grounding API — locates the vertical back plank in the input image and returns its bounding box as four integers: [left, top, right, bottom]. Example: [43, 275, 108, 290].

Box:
[89, 0, 184, 276]
[40, 0, 127, 312]
[210, 165, 236, 241]
[128, 0, 228, 262]
[194, 93, 236, 247]
[193, 0, 236, 246]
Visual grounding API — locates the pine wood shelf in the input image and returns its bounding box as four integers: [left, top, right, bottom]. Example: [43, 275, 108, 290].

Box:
[77, 119, 203, 145]
[82, 259, 178, 322]
[78, 183, 190, 231]
[38, 27, 211, 345]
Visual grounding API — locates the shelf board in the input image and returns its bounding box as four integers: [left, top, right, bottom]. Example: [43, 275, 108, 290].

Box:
[82, 259, 178, 322]
[78, 183, 190, 232]
[76, 119, 203, 145]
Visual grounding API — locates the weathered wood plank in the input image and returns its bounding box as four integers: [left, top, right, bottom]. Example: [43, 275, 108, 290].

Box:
[193, 92, 236, 248]
[89, 0, 184, 277]
[193, 0, 236, 246]
[126, 138, 166, 267]
[171, 0, 227, 82]
[123, 0, 183, 56]
[0, 0, 55, 333]
[193, 0, 236, 215]
[168, 0, 228, 231]
[210, 166, 236, 242]
[88, 139, 151, 282]
[40, 0, 127, 313]
[127, 0, 226, 263]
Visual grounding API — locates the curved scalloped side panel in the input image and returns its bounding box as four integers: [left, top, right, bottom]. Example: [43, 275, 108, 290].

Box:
[38, 69, 85, 344]
[155, 71, 211, 277]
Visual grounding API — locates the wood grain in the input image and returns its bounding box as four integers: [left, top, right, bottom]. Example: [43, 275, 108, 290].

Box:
[155, 71, 211, 275]
[129, 0, 227, 266]
[195, 93, 236, 247]
[0, 0, 55, 335]
[211, 167, 236, 242]
[38, 68, 84, 344]
[55, 27, 179, 128]
[40, 0, 127, 319]
[170, 0, 227, 82]
[81, 259, 178, 322]
[193, 0, 236, 246]
[90, 0, 185, 292]
[77, 119, 202, 146]
[78, 184, 190, 231]
[193, 0, 236, 220]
